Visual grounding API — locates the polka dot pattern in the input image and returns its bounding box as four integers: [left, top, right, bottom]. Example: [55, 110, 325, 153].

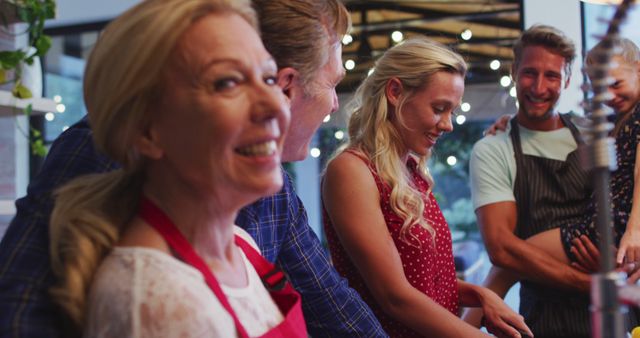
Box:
[324, 154, 459, 337]
[562, 105, 640, 256]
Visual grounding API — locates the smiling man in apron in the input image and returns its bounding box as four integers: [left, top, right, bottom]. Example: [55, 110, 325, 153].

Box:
[470, 25, 594, 338]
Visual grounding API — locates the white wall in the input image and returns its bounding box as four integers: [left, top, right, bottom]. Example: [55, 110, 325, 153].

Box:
[523, 0, 584, 115]
[294, 156, 322, 237]
[583, 3, 640, 50]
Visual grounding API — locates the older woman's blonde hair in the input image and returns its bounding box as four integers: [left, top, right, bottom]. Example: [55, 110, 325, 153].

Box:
[346, 36, 466, 246]
[49, 0, 257, 331]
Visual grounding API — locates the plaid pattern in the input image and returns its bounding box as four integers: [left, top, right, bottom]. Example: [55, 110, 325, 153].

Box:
[0, 117, 387, 338]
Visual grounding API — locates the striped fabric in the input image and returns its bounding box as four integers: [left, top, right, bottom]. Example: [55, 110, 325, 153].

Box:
[510, 115, 593, 338]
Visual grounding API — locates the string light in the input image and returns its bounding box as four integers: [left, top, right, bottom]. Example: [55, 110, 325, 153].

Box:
[345, 59, 355, 70]
[500, 75, 511, 87]
[391, 31, 404, 43]
[461, 29, 472, 41]
[310, 147, 321, 158]
[460, 102, 471, 112]
[490, 60, 501, 70]
[342, 34, 353, 45]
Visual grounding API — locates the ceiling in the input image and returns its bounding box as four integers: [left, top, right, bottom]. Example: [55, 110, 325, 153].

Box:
[338, 0, 523, 92]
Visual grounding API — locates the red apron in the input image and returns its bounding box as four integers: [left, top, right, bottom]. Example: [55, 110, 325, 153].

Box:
[138, 197, 307, 338]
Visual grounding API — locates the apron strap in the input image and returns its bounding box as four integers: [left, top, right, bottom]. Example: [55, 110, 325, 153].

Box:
[138, 196, 250, 338]
[234, 236, 287, 291]
[559, 113, 585, 145]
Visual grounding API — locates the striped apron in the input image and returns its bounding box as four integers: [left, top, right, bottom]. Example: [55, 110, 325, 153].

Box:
[511, 114, 592, 338]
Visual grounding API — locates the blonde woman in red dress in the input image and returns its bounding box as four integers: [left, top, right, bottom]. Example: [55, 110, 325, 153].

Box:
[322, 37, 532, 338]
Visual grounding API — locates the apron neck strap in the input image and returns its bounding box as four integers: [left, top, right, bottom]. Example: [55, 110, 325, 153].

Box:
[138, 196, 250, 338]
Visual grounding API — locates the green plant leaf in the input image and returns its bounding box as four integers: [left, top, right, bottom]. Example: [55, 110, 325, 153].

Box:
[3, 0, 56, 159]
[12, 83, 33, 99]
[24, 104, 33, 117]
[16, 7, 30, 23]
[0, 50, 26, 69]
[31, 138, 46, 157]
[34, 35, 52, 56]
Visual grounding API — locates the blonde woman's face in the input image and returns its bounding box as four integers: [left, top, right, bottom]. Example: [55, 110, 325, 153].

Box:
[604, 56, 640, 114]
[392, 72, 464, 156]
[147, 13, 290, 205]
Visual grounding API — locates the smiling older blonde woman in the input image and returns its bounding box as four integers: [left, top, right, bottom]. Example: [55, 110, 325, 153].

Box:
[48, 0, 309, 337]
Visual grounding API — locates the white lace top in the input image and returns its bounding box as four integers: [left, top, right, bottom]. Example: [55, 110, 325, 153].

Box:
[83, 228, 284, 337]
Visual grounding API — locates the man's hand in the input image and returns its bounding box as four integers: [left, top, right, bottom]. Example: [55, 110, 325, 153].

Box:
[483, 114, 512, 136]
[570, 235, 601, 273]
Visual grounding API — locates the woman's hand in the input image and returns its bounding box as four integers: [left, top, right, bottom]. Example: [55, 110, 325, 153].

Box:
[618, 227, 640, 266]
[617, 226, 640, 283]
[570, 235, 601, 273]
[479, 288, 533, 338]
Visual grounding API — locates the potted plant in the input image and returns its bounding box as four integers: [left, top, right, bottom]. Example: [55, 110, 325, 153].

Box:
[0, 0, 56, 156]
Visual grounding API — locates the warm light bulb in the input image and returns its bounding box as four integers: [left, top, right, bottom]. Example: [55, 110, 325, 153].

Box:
[391, 31, 404, 43]
[461, 29, 472, 41]
[342, 34, 353, 45]
[500, 75, 511, 87]
[345, 59, 355, 70]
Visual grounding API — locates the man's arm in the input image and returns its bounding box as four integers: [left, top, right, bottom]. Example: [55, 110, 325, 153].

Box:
[477, 201, 590, 292]
[270, 172, 387, 337]
[469, 137, 590, 292]
[0, 117, 119, 338]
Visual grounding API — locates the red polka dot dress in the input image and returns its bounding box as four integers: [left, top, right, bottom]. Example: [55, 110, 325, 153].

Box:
[323, 152, 459, 337]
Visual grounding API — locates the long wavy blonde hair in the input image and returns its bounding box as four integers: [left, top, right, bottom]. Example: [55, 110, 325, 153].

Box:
[586, 37, 640, 137]
[347, 37, 466, 246]
[49, 0, 257, 331]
